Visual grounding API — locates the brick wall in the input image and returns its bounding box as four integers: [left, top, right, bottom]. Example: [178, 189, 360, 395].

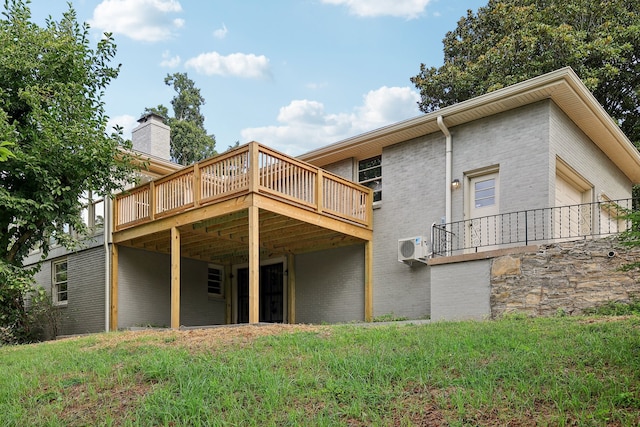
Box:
[550, 103, 631, 201]
[65, 247, 106, 334]
[30, 247, 106, 336]
[118, 247, 225, 328]
[295, 245, 365, 323]
[431, 258, 491, 321]
[451, 100, 551, 214]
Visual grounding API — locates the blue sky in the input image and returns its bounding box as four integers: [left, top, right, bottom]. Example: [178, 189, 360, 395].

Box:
[28, 0, 487, 156]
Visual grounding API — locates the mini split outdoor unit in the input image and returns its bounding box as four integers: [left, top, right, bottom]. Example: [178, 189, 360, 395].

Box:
[398, 236, 429, 264]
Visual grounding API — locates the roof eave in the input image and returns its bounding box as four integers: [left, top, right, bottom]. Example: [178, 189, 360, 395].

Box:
[298, 67, 640, 184]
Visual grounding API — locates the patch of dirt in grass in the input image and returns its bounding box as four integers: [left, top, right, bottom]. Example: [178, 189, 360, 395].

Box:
[383, 384, 448, 426]
[459, 407, 543, 427]
[67, 380, 153, 426]
[86, 323, 327, 354]
[579, 315, 637, 324]
[172, 324, 327, 353]
[34, 372, 155, 427]
[53, 324, 326, 424]
[403, 384, 550, 427]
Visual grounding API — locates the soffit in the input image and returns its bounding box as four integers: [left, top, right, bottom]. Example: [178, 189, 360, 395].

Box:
[117, 148, 182, 177]
[140, 154, 182, 177]
[298, 68, 640, 183]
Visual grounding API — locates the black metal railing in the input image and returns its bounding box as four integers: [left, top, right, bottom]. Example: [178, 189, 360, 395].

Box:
[431, 198, 639, 257]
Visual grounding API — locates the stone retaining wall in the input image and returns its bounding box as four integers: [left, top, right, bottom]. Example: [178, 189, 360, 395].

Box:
[491, 237, 640, 317]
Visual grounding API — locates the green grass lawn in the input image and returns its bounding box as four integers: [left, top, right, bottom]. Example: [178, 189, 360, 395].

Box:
[1, 316, 639, 426]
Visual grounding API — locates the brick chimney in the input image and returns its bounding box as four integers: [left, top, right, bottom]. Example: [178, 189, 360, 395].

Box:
[131, 113, 171, 160]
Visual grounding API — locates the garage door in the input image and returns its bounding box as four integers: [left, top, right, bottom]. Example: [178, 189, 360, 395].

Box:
[555, 174, 590, 238]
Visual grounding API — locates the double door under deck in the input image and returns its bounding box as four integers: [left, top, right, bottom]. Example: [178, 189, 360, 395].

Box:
[236, 263, 284, 324]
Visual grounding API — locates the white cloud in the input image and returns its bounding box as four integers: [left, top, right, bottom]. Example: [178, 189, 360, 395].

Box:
[306, 82, 328, 90]
[355, 86, 421, 129]
[185, 52, 271, 79]
[107, 114, 138, 139]
[173, 18, 185, 29]
[213, 23, 228, 39]
[160, 50, 181, 67]
[322, 0, 431, 19]
[90, 0, 184, 42]
[277, 100, 326, 125]
[241, 86, 420, 156]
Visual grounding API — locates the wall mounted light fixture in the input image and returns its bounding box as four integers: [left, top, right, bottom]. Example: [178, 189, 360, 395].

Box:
[451, 178, 461, 190]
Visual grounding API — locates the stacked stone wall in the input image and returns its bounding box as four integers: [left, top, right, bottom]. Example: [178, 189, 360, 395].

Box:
[491, 237, 640, 317]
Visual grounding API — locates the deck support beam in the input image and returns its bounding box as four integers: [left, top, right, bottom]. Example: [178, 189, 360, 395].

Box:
[109, 244, 119, 331]
[248, 206, 260, 323]
[287, 253, 296, 324]
[224, 262, 232, 324]
[364, 240, 373, 322]
[171, 227, 181, 329]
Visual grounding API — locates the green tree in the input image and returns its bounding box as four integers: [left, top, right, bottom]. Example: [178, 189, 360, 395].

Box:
[0, 1, 137, 342]
[411, 0, 640, 147]
[146, 72, 216, 165]
[0, 141, 14, 161]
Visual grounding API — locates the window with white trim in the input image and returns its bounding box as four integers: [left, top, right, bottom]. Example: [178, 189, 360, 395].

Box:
[474, 178, 496, 208]
[80, 190, 104, 234]
[52, 259, 68, 305]
[358, 156, 382, 202]
[207, 264, 224, 297]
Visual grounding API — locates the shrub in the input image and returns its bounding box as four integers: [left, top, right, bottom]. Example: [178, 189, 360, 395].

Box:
[0, 262, 34, 344]
[0, 262, 59, 345]
[583, 299, 640, 316]
[25, 288, 61, 341]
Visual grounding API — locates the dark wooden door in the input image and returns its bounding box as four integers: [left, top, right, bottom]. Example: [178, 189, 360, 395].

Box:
[237, 263, 284, 323]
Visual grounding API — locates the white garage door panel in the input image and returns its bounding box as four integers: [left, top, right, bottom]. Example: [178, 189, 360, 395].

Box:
[555, 175, 590, 238]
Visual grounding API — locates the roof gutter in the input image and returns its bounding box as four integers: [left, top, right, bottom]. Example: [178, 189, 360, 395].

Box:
[437, 116, 452, 225]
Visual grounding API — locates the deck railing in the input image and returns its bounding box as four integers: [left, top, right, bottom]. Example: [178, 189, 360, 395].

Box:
[114, 142, 373, 230]
[431, 198, 638, 257]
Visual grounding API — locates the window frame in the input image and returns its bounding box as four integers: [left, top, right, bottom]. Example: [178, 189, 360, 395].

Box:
[207, 264, 224, 298]
[358, 155, 382, 203]
[473, 177, 497, 208]
[80, 190, 105, 235]
[51, 258, 68, 306]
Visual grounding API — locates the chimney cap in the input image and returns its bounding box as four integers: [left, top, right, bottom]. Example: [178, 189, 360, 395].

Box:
[137, 112, 167, 123]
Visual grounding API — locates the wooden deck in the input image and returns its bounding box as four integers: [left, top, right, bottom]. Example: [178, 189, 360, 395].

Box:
[115, 142, 371, 229]
[110, 142, 374, 328]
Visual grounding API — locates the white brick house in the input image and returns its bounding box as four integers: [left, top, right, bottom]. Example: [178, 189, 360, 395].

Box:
[25, 68, 640, 333]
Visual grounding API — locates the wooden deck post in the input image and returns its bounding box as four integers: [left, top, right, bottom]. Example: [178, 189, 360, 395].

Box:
[316, 170, 324, 214]
[248, 205, 260, 323]
[171, 227, 181, 329]
[193, 162, 201, 208]
[249, 141, 260, 193]
[364, 240, 373, 322]
[109, 244, 119, 331]
[287, 253, 296, 324]
[224, 262, 232, 325]
[149, 181, 155, 221]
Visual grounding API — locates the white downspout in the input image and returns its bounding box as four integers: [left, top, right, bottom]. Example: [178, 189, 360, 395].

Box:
[104, 196, 111, 332]
[437, 116, 452, 225]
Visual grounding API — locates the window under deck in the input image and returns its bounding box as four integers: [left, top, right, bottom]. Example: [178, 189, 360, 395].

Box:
[110, 142, 374, 328]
